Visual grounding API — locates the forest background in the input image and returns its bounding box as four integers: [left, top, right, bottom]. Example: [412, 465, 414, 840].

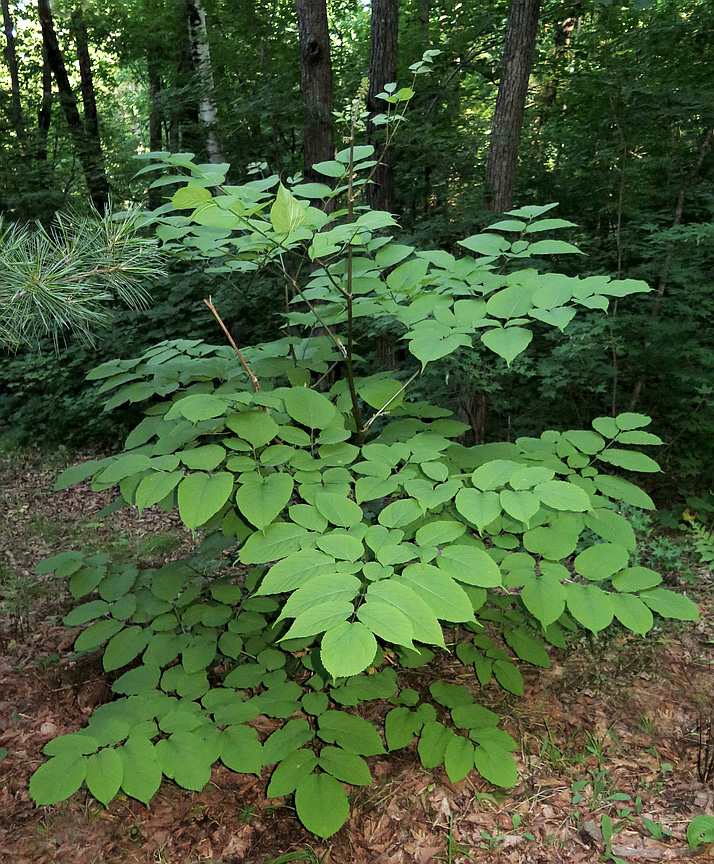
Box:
[1, 0, 713, 502]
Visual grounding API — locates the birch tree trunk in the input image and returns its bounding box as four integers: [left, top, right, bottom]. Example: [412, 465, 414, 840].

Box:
[295, 0, 334, 185]
[37, 0, 109, 213]
[366, 0, 398, 214]
[187, 0, 224, 164]
[484, 0, 541, 213]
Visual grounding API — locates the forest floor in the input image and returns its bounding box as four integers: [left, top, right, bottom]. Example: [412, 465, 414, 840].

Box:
[1, 451, 713, 864]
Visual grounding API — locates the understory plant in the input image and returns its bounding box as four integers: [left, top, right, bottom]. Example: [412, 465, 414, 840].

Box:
[28, 72, 700, 837]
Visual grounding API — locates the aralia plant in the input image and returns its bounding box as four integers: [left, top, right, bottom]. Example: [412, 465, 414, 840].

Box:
[29, 69, 699, 838]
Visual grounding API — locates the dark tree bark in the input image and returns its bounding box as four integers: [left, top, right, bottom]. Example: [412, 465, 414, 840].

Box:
[295, 0, 334, 185]
[37, 47, 53, 160]
[37, 0, 109, 213]
[148, 58, 163, 153]
[147, 56, 164, 207]
[366, 0, 398, 214]
[2, 0, 26, 147]
[71, 10, 100, 143]
[484, 0, 541, 213]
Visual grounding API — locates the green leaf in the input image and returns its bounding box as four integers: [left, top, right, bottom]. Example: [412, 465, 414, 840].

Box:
[527, 239, 582, 255]
[592, 416, 620, 438]
[179, 445, 226, 471]
[485, 286, 534, 319]
[312, 160, 346, 178]
[236, 473, 293, 530]
[183, 634, 217, 674]
[165, 393, 228, 423]
[292, 182, 333, 199]
[565, 584, 613, 632]
[267, 749, 318, 797]
[450, 704, 499, 729]
[458, 233, 508, 256]
[574, 543, 629, 582]
[172, 182, 213, 209]
[29, 754, 87, 805]
[314, 492, 363, 528]
[262, 719, 314, 766]
[611, 593, 653, 634]
[562, 430, 605, 455]
[54, 460, 104, 491]
[481, 327, 533, 365]
[583, 509, 636, 551]
[295, 773, 349, 839]
[284, 388, 337, 429]
[156, 731, 213, 790]
[493, 659, 524, 695]
[500, 489, 540, 524]
[417, 721, 454, 769]
[319, 746, 371, 786]
[471, 461, 521, 492]
[430, 681, 473, 708]
[615, 413, 652, 431]
[640, 588, 699, 620]
[103, 626, 151, 672]
[86, 748, 123, 805]
[504, 628, 551, 668]
[135, 471, 183, 513]
[378, 498, 422, 528]
[437, 546, 502, 588]
[119, 737, 162, 804]
[317, 710, 385, 755]
[63, 600, 109, 626]
[611, 567, 662, 592]
[321, 621, 378, 677]
[112, 664, 161, 695]
[280, 574, 361, 620]
[597, 449, 660, 473]
[357, 600, 414, 649]
[240, 522, 307, 564]
[398, 565, 474, 622]
[281, 600, 353, 640]
[259, 549, 336, 594]
[152, 561, 191, 601]
[534, 480, 591, 511]
[385, 707, 422, 750]
[444, 735, 475, 783]
[367, 580, 446, 647]
[270, 183, 307, 234]
[594, 475, 655, 509]
[415, 521, 466, 547]
[455, 489, 502, 531]
[226, 410, 279, 448]
[75, 619, 124, 652]
[472, 742, 518, 787]
[220, 725, 263, 775]
[520, 572, 566, 626]
[100, 453, 152, 485]
[178, 472, 234, 529]
[687, 815, 714, 849]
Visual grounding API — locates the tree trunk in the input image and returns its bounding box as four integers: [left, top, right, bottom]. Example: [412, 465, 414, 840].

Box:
[37, 0, 109, 213]
[37, 48, 53, 160]
[295, 0, 334, 185]
[484, 0, 541, 214]
[366, 0, 398, 214]
[2, 0, 26, 147]
[187, 0, 224, 163]
[71, 9, 101, 143]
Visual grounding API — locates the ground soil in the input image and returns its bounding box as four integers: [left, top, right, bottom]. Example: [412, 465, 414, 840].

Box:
[1, 452, 713, 864]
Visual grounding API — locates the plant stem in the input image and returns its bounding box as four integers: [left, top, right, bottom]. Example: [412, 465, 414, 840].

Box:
[203, 296, 260, 392]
